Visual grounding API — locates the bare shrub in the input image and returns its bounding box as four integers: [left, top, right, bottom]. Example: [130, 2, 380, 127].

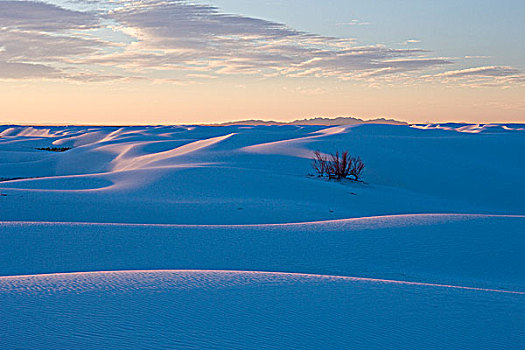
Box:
[328, 151, 351, 179]
[35, 147, 71, 152]
[312, 150, 329, 176]
[313, 150, 365, 181]
[349, 156, 365, 181]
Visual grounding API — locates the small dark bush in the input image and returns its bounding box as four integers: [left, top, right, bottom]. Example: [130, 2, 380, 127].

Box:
[349, 156, 365, 181]
[312, 150, 329, 177]
[312, 150, 365, 181]
[36, 147, 71, 152]
[328, 151, 351, 179]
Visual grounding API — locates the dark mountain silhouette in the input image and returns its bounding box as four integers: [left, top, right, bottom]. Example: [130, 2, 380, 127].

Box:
[213, 116, 407, 126]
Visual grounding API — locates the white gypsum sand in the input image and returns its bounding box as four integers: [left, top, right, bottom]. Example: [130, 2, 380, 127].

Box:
[0, 123, 524, 349]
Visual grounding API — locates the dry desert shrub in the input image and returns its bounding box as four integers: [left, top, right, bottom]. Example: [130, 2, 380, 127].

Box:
[312, 150, 365, 181]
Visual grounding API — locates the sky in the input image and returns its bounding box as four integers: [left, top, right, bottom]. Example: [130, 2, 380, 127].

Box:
[0, 0, 524, 125]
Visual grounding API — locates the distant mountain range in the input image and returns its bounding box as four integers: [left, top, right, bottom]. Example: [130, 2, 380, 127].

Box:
[213, 116, 407, 126]
[1, 117, 407, 127]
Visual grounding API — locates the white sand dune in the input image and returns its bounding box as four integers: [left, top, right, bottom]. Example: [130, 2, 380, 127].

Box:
[412, 123, 525, 133]
[242, 125, 349, 158]
[1, 214, 524, 291]
[1, 124, 524, 224]
[1, 123, 524, 349]
[111, 133, 235, 172]
[1, 270, 523, 349]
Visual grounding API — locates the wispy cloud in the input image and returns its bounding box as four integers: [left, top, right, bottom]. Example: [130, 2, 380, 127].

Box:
[0, 0, 99, 31]
[422, 66, 524, 88]
[433, 66, 520, 78]
[0, 61, 60, 79]
[0, 0, 114, 79]
[402, 39, 421, 45]
[0, 0, 521, 86]
[98, 0, 451, 79]
[336, 19, 370, 26]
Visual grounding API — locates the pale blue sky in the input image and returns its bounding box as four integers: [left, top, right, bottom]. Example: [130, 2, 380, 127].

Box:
[211, 0, 525, 68]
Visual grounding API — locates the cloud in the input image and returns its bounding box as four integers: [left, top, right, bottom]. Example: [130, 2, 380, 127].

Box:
[0, 30, 110, 61]
[0, 0, 99, 32]
[0, 0, 519, 87]
[0, 0, 114, 79]
[435, 66, 521, 78]
[284, 47, 451, 79]
[423, 66, 525, 88]
[402, 39, 421, 45]
[0, 61, 59, 79]
[336, 20, 370, 26]
[101, 0, 450, 79]
[464, 55, 491, 59]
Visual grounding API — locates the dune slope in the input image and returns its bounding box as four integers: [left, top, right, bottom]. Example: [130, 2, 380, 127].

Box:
[1, 124, 524, 349]
[1, 270, 523, 350]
